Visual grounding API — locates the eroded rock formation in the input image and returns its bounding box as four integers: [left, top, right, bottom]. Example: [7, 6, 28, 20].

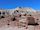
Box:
[0, 7, 40, 30]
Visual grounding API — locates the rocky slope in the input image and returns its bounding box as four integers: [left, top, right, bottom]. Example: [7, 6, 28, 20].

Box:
[0, 7, 40, 30]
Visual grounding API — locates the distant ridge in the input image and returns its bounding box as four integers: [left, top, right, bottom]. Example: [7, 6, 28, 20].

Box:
[0, 7, 40, 16]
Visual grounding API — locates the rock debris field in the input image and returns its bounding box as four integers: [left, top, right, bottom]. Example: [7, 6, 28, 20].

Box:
[0, 14, 40, 30]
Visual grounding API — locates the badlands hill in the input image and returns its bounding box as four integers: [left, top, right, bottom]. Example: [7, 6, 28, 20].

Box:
[0, 7, 40, 30]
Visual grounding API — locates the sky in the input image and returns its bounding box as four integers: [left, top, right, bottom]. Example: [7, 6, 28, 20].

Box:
[0, 0, 40, 10]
